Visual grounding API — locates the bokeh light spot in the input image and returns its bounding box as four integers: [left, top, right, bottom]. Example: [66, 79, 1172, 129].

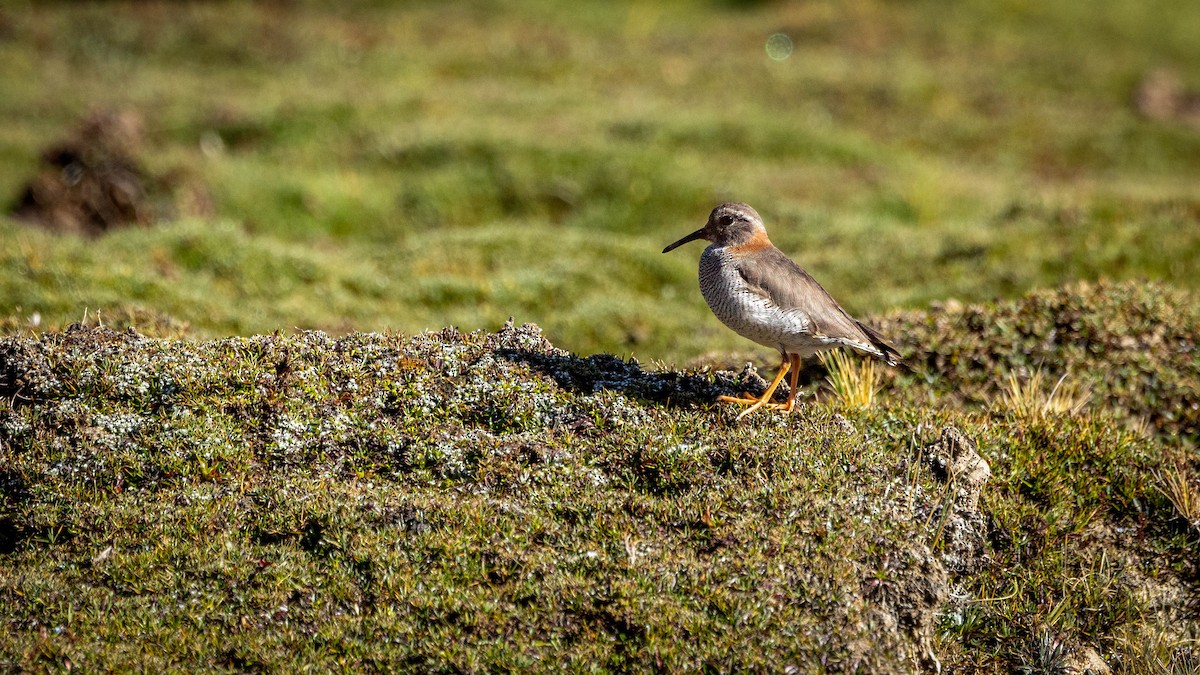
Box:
[765, 33, 793, 61]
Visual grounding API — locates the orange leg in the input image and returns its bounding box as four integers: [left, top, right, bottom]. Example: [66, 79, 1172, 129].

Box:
[783, 353, 802, 411]
[718, 356, 791, 421]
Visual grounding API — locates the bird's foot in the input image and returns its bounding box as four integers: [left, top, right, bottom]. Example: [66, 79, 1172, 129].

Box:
[720, 391, 790, 403]
[717, 394, 790, 420]
[718, 393, 782, 406]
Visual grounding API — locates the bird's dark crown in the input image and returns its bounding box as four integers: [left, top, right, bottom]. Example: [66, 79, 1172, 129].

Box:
[705, 202, 767, 246]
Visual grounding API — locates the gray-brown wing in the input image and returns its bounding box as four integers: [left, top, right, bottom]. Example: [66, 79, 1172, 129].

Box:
[736, 247, 903, 363]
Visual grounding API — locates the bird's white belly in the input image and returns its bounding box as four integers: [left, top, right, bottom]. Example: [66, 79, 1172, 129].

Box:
[698, 247, 835, 357]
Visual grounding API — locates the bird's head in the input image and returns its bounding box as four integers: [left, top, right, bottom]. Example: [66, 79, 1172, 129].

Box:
[662, 202, 767, 253]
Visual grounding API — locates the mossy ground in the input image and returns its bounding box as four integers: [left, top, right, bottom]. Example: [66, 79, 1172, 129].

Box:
[2, 282, 1197, 672]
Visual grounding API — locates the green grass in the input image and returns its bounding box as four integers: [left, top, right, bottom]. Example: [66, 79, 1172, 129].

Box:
[2, 0, 1200, 360]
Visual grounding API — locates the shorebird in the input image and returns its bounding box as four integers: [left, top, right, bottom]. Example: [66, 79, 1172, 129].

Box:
[663, 202, 902, 420]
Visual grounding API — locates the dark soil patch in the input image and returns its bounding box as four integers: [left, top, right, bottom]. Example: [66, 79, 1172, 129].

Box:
[7, 109, 207, 235]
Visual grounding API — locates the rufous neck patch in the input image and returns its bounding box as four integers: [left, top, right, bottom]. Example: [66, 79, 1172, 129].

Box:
[728, 229, 772, 256]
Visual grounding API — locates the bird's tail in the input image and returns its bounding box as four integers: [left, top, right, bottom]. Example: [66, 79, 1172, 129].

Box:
[857, 321, 905, 368]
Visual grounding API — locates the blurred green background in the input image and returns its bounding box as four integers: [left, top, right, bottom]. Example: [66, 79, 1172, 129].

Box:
[2, 0, 1199, 364]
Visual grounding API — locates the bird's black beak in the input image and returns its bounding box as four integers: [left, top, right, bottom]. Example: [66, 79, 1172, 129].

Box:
[662, 227, 707, 253]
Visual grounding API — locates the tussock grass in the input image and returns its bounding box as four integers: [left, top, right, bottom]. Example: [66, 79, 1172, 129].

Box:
[1001, 369, 1093, 421]
[1155, 463, 1200, 535]
[819, 348, 879, 409]
[1114, 625, 1200, 675]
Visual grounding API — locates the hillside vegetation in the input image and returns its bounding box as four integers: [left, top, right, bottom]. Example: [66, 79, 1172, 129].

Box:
[1, 281, 1197, 671]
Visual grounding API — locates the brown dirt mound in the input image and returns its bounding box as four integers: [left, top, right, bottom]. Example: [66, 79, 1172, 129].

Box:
[1134, 69, 1200, 129]
[8, 110, 204, 235]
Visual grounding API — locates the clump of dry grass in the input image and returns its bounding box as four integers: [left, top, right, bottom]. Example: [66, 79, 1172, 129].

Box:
[1154, 462, 1200, 535]
[1001, 368, 1092, 420]
[819, 348, 879, 409]
[1124, 415, 1154, 438]
[1113, 622, 1200, 675]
